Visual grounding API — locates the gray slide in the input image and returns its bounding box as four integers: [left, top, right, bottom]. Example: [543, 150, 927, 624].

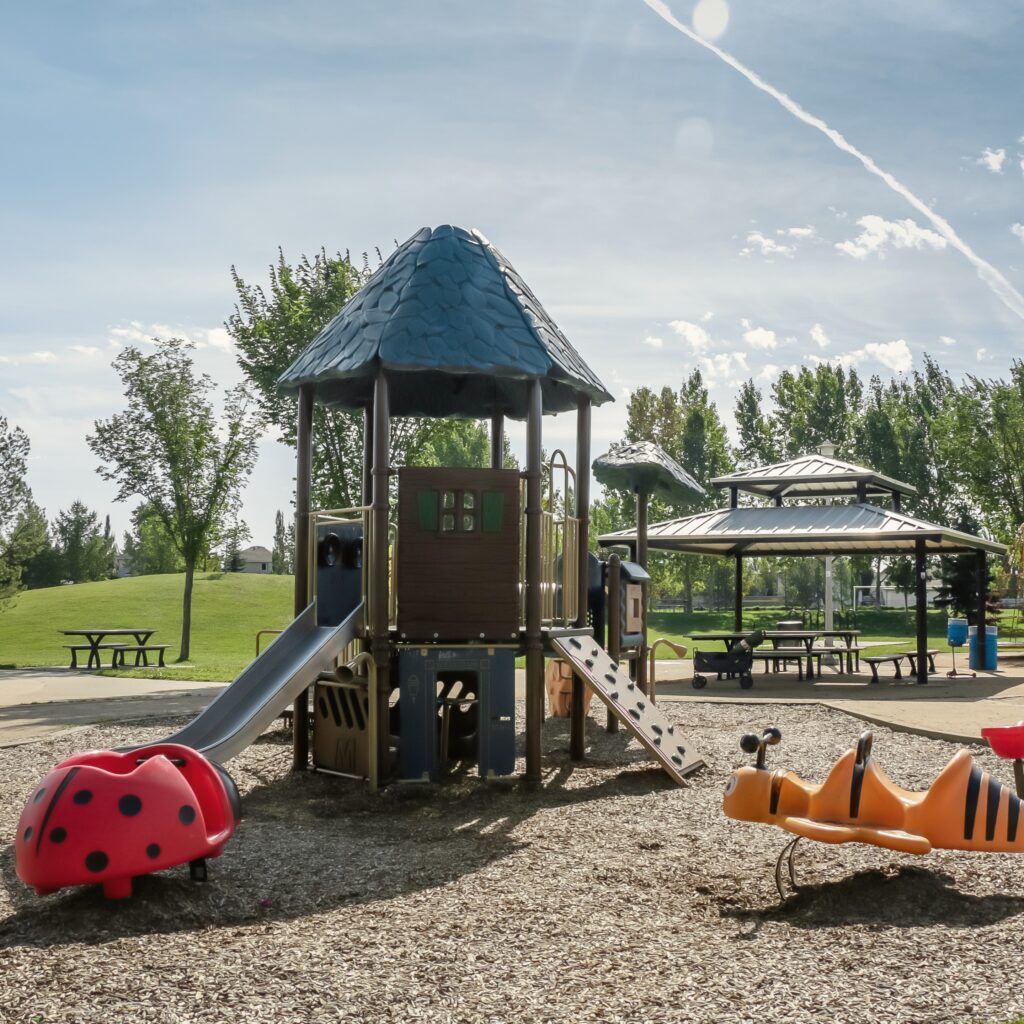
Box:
[150, 601, 363, 763]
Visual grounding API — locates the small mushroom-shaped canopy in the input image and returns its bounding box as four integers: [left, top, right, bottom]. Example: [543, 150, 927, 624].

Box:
[592, 441, 705, 504]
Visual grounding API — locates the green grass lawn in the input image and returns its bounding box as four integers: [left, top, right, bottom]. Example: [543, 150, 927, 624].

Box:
[0, 572, 294, 681]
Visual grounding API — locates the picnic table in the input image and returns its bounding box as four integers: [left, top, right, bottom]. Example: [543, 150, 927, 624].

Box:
[687, 629, 863, 678]
[60, 628, 160, 670]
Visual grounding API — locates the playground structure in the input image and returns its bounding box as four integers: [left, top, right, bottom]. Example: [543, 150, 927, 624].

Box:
[16, 223, 711, 900]
[725, 725, 1024, 898]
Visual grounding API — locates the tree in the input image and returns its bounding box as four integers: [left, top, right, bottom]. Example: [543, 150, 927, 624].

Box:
[0, 416, 33, 607]
[53, 502, 116, 583]
[122, 502, 185, 576]
[20, 503, 62, 589]
[933, 515, 998, 623]
[272, 510, 291, 574]
[734, 380, 779, 467]
[89, 340, 262, 661]
[221, 517, 251, 572]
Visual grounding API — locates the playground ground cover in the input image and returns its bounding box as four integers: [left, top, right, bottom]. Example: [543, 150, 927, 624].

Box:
[2, 702, 1024, 1023]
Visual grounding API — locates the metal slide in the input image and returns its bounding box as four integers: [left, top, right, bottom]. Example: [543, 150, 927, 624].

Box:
[552, 634, 704, 784]
[148, 601, 364, 763]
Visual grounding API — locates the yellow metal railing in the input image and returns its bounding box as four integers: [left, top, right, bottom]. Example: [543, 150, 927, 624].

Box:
[529, 450, 580, 627]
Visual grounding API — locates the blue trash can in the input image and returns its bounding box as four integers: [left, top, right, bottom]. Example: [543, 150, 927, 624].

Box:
[947, 618, 969, 647]
[969, 625, 998, 671]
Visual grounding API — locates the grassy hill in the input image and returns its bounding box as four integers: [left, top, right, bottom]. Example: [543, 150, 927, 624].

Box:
[0, 573, 294, 681]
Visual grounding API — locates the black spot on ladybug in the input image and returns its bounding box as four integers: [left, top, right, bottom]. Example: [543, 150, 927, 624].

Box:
[73, 790, 92, 805]
[33, 788, 45, 803]
[146, 843, 160, 859]
[119, 794, 142, 817]
[85, 851, 108, 873]
[50, 827, 67, 844]
[179, 805, 196, 825]
[23, 826, 32, 842]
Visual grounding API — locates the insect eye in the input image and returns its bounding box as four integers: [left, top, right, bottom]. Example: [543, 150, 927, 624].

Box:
[724, 774, 738, 795]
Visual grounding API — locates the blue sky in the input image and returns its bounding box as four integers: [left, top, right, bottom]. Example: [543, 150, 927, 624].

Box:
[2, 0, 1023, 545]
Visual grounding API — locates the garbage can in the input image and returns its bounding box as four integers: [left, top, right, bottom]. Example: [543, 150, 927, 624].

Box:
[969, 625, 998, 671]
[947, 618, 969, 647]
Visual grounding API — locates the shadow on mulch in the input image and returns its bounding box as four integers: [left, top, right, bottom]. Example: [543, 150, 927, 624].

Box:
[0, 734, 670, 951]
[723, 864, 1024, 930]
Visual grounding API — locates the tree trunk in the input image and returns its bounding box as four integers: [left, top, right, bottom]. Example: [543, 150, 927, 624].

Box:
[875, 556, 883, 606]
[683, 561, 693, 614]
[179, 558, 195, 662]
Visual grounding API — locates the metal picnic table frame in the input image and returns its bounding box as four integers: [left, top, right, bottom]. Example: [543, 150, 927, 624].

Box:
[60, 628, 158, 670]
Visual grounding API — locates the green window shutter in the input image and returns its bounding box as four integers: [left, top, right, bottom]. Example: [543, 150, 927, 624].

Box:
[482, 491, 504, 532]
[417, 490, 439, 530]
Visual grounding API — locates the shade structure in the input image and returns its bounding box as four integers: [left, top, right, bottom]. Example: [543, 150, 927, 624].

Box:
[599, 502, 1006, 557]
[592, 441, 705, 504]
[713, 453, 915, 501]
[277, 224, 612, 419]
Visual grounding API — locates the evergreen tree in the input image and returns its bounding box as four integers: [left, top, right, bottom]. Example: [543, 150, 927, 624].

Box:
[272, 510, 291, 574]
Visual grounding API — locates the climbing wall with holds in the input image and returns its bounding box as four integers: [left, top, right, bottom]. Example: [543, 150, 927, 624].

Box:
[552, 635, 704, 783]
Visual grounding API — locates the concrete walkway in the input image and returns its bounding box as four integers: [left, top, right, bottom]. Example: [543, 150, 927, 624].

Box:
[5, 650, 1024, 749]
[0, 668, 224, 746]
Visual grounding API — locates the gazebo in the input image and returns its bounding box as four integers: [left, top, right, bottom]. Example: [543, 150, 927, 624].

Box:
[278, 224, 612, 783]
[600, 452, 1006, 684]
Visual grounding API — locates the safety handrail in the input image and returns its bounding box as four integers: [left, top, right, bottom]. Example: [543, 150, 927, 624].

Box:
[255, 628, 284, 657]
[648, 637, 689, 703]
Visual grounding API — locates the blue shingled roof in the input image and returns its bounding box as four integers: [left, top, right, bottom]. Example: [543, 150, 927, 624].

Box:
[277, 225, 612, 418]
[593, 441, 706, 505]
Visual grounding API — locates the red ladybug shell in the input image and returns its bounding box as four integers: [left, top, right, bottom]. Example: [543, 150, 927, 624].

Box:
[15, 743, 239, 899]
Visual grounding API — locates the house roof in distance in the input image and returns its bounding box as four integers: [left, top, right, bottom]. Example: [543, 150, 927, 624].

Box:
[599, 502, 1006, 557]
[592, 441, 705, 504]
[712, 453, 916, 500]
[277, 225, 612, 419]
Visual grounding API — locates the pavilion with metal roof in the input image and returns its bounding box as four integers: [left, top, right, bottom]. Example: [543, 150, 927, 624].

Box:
[600, 451, 1006, 684]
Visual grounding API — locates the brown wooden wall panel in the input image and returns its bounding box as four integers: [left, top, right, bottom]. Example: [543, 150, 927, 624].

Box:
[397, 467, 521, 642]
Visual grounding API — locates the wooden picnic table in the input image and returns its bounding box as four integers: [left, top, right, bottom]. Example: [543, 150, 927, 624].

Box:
[60, 628, 157, 670]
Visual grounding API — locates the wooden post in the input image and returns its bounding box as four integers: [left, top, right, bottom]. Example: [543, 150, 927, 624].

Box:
[490, 413, 504, 469]
[524, 379, 544, 783]
[974, 549, 988, 672]
[734, 555, 743, 633]
[730, 487, 738, 509]
[292, 384, 314, 770]
[371, 372, 392, 778]
[571, 397, 591, 761]
[893, 491, 902, 513]
[915, 537, 928, 684]
[636, 489, 649, 696]
[606, 553, 621, 734]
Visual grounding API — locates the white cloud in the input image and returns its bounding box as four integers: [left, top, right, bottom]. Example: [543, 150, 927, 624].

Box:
[1012, 223, 1024, 244]
[1019, 156, 1024, 177]
[740, 230, 794, 259]
[756, 363, 779, 382]
[818, 339, 913, 374]
[701, 310, 714, 322]
[69, 345, 100, 357]
[977, 347, 988, 361]
[668, 319, 712, 353]
[107, 321, 233, 351]
[939, 335, 957, 346]
[835, 215, 947, 260]
[742, 325, 777, 350]
[782, 225, 816, 238]
[642, 335, 664, 349]
[810, 323, 830, 349]
[977, 147, 1006, 173]
[700, 351, 749, 386]
[29, 351, 56, 363]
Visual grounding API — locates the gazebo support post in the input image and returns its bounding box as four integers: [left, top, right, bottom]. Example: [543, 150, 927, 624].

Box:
[525, 379, 544, 784]
[571, 397, 591, 761]
[636, 489, 649, 696]
[292, 384, 314, 770]
[974, 549, 988, 672]
[490, 413, 504, 469]
[734, 555, 743, 633]
[370, 372, 392, 780]
[915, 537, 928, 684]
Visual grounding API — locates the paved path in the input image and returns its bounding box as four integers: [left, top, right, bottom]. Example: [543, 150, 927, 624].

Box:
[0, 669, 223, 746]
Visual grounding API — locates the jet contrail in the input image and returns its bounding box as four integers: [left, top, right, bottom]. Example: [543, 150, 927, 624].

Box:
[643, 0, 1024, 323]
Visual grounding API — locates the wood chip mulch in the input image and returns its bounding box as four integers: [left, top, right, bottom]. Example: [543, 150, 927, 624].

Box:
[1, 702, 1023, 1024]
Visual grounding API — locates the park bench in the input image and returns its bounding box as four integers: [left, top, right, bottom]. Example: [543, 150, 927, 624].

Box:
[752, 649, 819, 681]
[64, 643, 126, 669]
[809, 643, 868, 673]
[864, 649, 939, 683]
[113, 644, 170, 668]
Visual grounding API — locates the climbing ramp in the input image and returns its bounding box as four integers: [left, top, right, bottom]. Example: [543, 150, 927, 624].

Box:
[551, 635, 704, 784]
